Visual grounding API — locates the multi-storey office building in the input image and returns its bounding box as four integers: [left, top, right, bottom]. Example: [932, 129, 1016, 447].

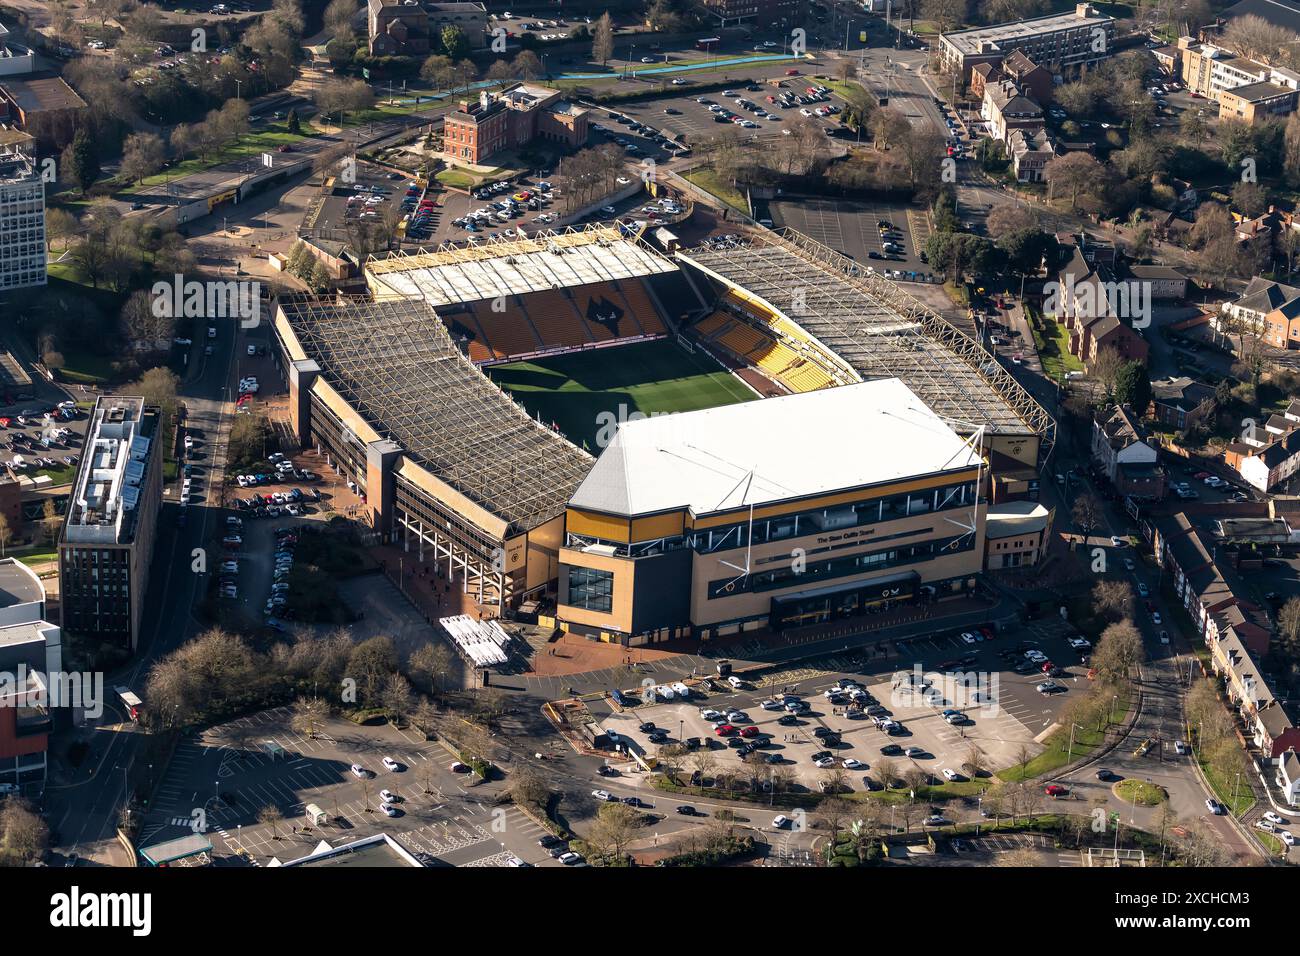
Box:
[58, 398, 162, 653]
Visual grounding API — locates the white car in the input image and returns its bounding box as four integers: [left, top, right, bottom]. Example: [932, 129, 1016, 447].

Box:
[1264, 811, 1285, 826]
[761, 699, 783, 711]
[382, 756, 400, 771]
[941, 768, 960, 781]
[700, 709, 723, 720]
[350, 764, 369, 778]
[379, 803, 398, 817]
[960, 632, 977, 644]
[671, 78, 687, 85]
[814, 756, 836, 768]
[601, 206, 616, 214]
[1068, 637, 1090, 649]
[591, 789, 615, 802]
[1283, 831, 1296, 847]
[772, 814, 791, 828]
[379, 789, 399, 803]
[842, 758, 863, 770]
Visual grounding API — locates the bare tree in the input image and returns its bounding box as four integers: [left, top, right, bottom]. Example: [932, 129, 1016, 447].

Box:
[258, 804, 284, 840]
[290, 696, 329, 739]
[592, 12, 615, 65]
[590, 801, 639, 859]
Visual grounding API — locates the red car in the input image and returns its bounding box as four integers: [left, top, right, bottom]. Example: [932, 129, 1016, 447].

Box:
[1040, 661, 1055, 673]
[1045, 784, 1068, 797]
[714, 724, 736, 736]
[785, 68, 800, 76]
[1194, 471, 1210, 480]
[740, 726, 760, 738]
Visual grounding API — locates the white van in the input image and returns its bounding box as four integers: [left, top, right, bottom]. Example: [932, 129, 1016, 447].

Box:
[726, 675, 744, 689]
[305, 803, 328, 826]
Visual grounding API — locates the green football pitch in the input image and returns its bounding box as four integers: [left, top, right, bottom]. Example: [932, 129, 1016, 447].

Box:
[487, 339, 755, 450]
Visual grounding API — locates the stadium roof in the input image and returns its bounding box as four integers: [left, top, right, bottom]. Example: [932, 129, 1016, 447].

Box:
[569, 379, 980, 519]
[678, 229, 1054, 457]
[277, 295, 592, 535]
[366, 225, 676, 309]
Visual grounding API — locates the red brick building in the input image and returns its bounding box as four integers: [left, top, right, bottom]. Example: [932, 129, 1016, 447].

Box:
[444, 84, 589, 165]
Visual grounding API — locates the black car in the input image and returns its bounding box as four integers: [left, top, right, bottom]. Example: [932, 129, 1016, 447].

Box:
[813, 727, 834, 738]
[538, 835, 563, 849]
[683, 737, 701, 750]
[648, 732, 668, 744]
[861, 775, 883, 791]
[622, 796, 648, 808]
[778, 714, 799, 725]
[596, 765, 617, 776]
[638, 722, 656, 733]
[1096, 768, 1115, 782]
[675, 805, 698, 815]
[880, 744, 903, 756]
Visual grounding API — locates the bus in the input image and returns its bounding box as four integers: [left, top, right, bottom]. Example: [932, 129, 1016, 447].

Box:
[696, 36, 720, 51]
[115, 687, 142, 721]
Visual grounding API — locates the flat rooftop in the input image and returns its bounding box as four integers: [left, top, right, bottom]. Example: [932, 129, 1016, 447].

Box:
[0, 73, 88, 114]
[367, 225, 675, 308]
[941, 7, 1113, 57]
[569, 379, 980, 519]
[64, 397, 158, 546]
[0, 558, 42, 610]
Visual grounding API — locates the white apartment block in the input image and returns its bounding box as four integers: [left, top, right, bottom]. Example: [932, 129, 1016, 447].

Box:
[0, 144, 45, 292]
[937, 4, 1116, 80]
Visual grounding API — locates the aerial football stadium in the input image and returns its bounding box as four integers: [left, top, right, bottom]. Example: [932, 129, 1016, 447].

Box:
[272, 224, 1053, 644]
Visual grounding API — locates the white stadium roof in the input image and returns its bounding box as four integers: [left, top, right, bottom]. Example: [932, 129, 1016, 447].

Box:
[366, 225, 676, 309]
[569, 379, 980, 519]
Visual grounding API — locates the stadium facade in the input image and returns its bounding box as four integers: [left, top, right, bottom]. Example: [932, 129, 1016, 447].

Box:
[558, 379, 986, 642]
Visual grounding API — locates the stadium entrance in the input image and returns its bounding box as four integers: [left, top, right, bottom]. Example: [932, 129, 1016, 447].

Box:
[770, 571, 921, 630]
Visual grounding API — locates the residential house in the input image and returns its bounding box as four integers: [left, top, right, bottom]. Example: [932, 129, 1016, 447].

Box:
[981, 78, 1044, 145]
[1218, 276, 1300, 336]
[1091, 405, 1165, 498]
[1149, 376, 1216, 432]
[1235, 428, 1300, 492]
[1001, 50, 1055, 105]
[1052, 247, 1150, 371]
[969, 62, 1001, 99]
[1008, 127, 1056, 183]
[1277, 750, 1300, 808]
[1260, 297, 1300, 350]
